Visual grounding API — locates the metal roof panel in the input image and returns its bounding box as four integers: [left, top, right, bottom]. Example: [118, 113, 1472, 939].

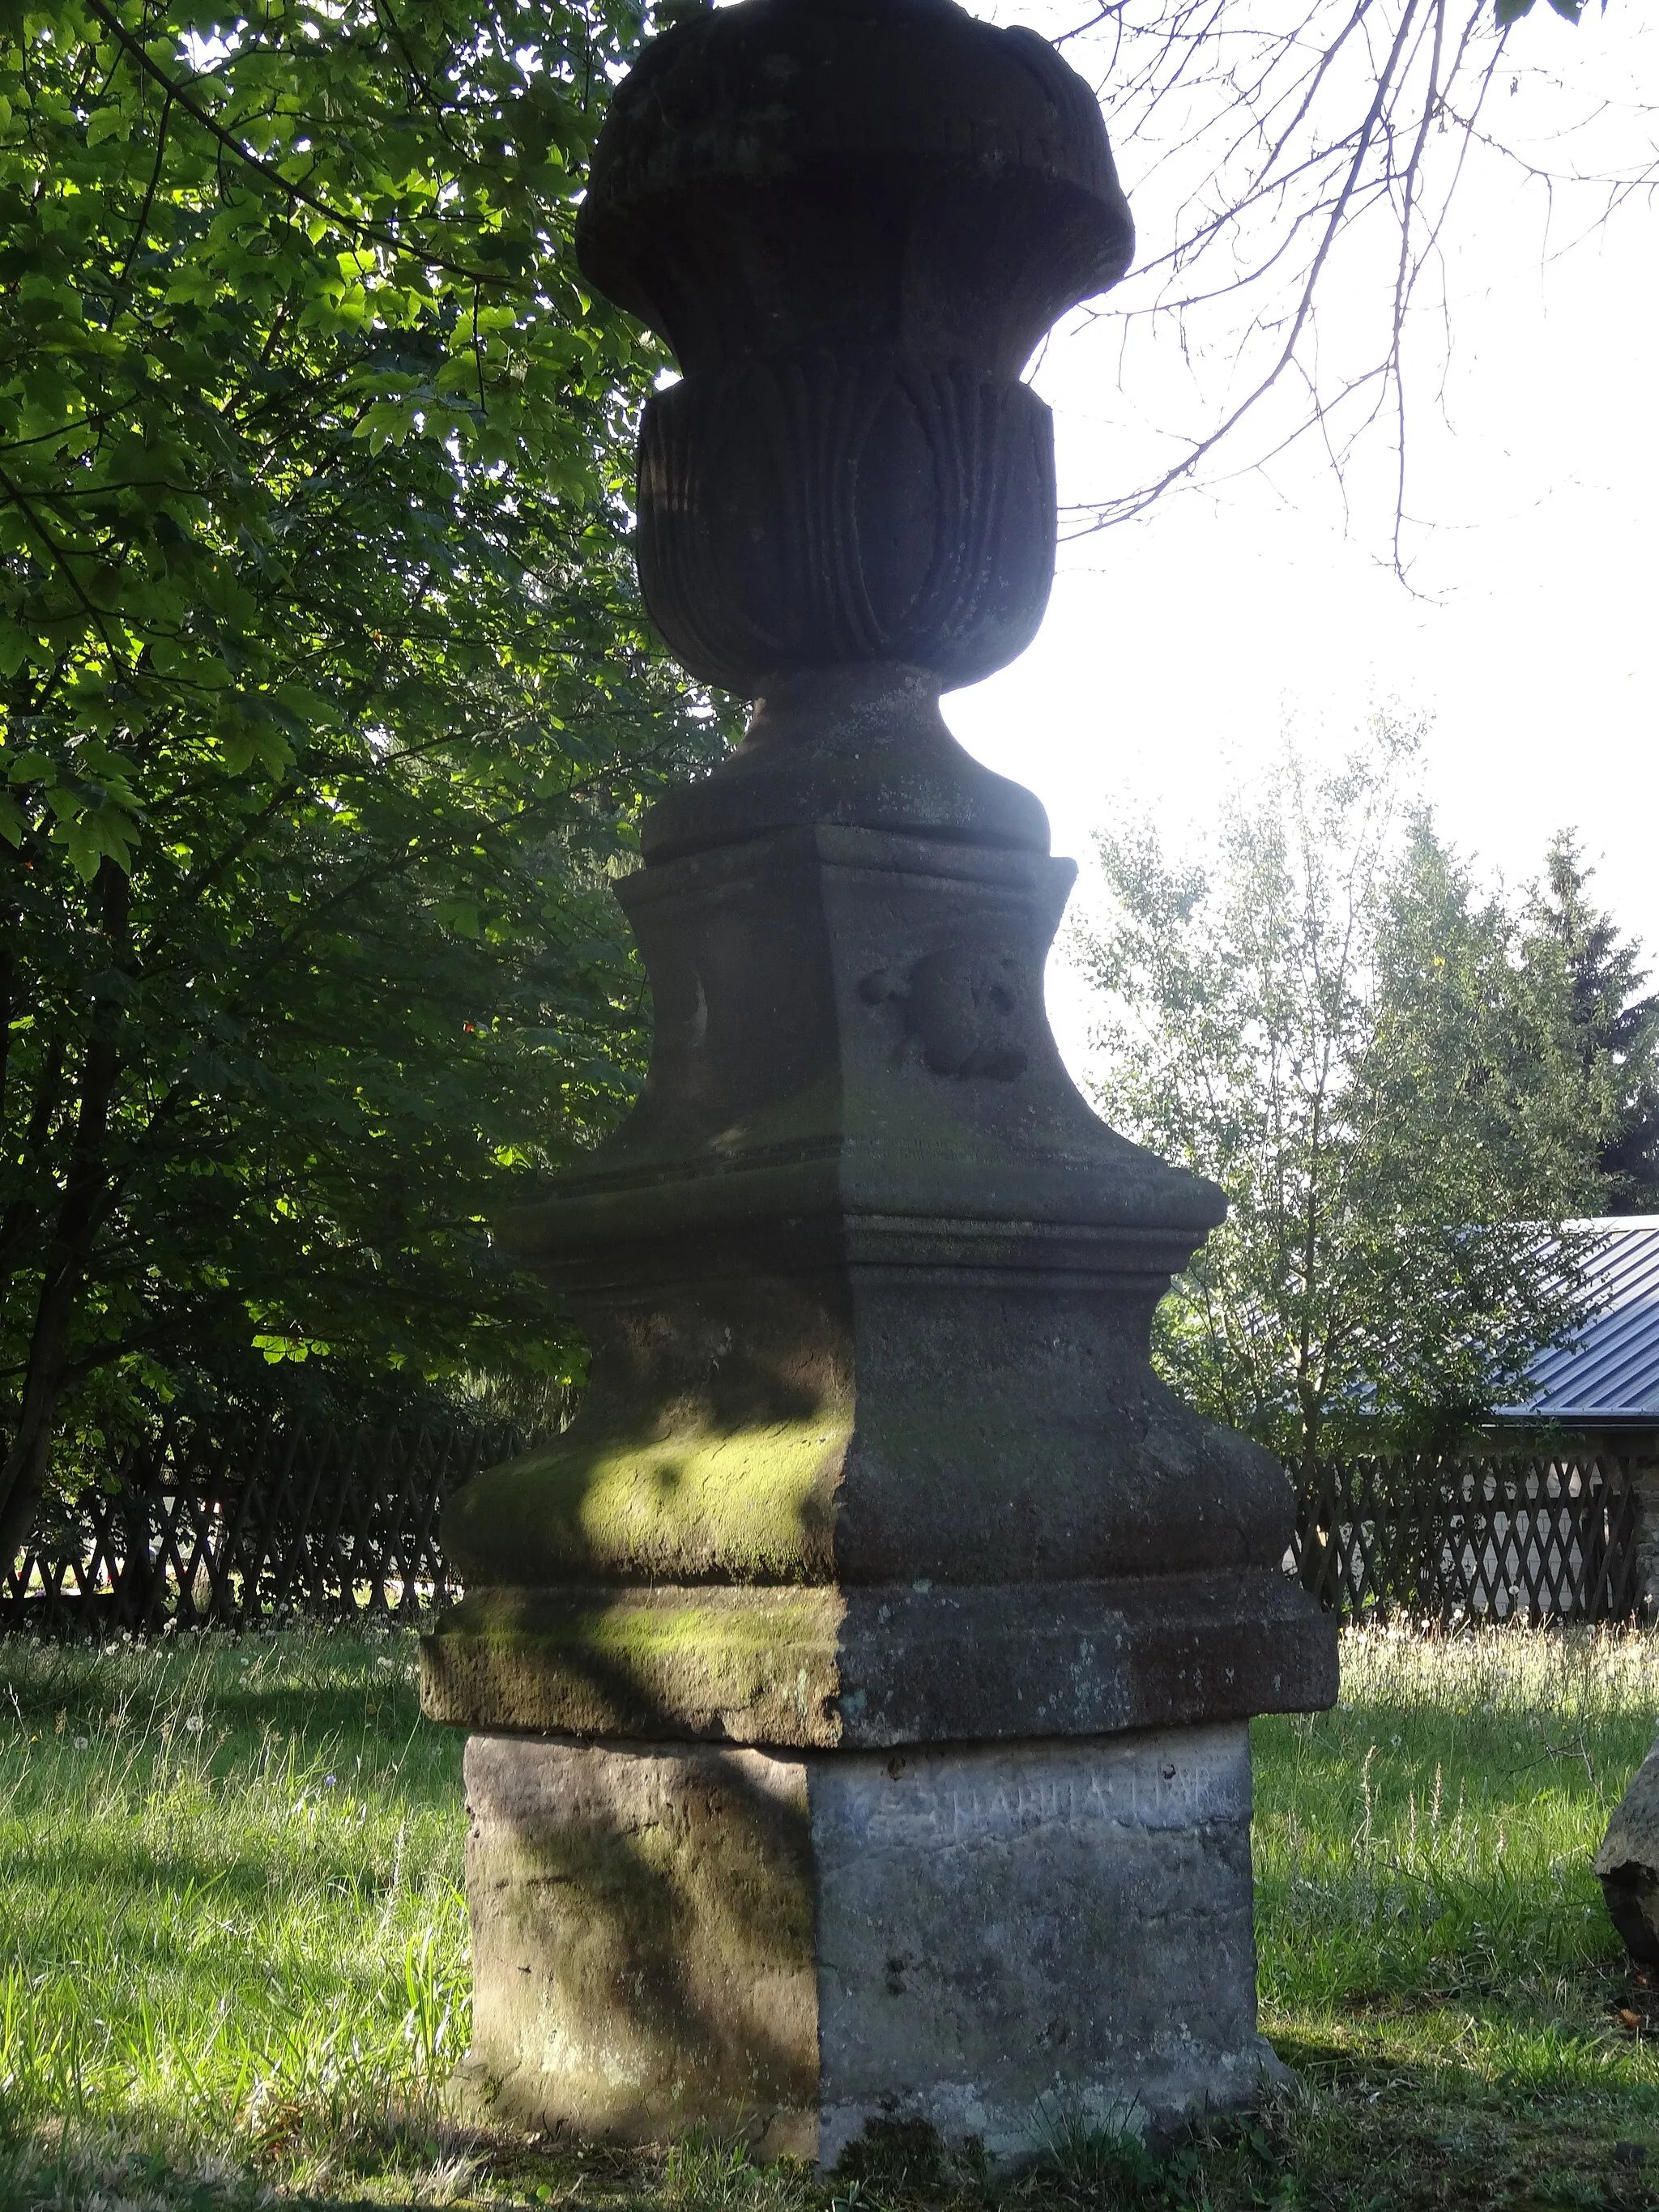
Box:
[1499, 1220, 1659, 1423]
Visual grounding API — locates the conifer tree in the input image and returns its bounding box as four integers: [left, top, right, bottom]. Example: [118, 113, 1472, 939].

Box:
[1524, 834, 1659, 1213]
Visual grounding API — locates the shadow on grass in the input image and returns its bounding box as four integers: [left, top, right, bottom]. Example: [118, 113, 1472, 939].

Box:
[15, 2054, 1659, 2212]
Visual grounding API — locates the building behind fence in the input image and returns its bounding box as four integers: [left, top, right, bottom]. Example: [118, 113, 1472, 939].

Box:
[2, 1423, 1653, 1634]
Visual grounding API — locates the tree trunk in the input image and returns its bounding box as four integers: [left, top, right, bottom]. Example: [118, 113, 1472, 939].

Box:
[0, 863, 127, 1562]
[0, 876, 15, 1130]
[1294, 1403, 1335, 1603]
[0, 1040, 67, 1269]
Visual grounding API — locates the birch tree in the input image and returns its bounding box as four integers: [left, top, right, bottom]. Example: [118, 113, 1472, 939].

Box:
[1074, 726, 1612, 1468]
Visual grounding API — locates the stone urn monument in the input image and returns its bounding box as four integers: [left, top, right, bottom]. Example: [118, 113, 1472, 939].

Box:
[420, 0, 1337, 2164]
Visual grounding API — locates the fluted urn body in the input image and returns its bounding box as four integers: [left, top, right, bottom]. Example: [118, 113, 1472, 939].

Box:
[582, 0, 1132, 694]
[421, 0, 1336, 2163]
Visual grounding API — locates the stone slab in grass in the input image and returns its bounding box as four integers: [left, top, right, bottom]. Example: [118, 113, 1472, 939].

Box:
[1597, 1736, 1659, 1963]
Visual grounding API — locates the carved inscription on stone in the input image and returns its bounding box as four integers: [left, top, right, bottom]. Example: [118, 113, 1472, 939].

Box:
[820, 1729, 1253, 1854]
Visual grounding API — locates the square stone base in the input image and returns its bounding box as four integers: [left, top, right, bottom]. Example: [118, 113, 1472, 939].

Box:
[454, 1724, 1276, 2166]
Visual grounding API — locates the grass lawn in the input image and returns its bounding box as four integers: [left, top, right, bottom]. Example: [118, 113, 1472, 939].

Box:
[2, 1623, 1659, 2210]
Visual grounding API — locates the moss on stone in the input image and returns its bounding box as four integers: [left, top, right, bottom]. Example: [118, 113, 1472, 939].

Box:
[445, 1415, 849, 1585]
[420, 1584, 847, 1744]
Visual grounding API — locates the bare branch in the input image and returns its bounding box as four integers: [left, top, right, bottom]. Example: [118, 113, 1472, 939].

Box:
[1043, 0, 1655, 568]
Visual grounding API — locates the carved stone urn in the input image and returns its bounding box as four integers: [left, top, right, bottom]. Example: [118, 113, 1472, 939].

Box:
[420, 0, 1337, 2164]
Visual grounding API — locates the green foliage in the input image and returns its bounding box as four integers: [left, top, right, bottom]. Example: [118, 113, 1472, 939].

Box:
[1074, 722, 1612, 1467]
[1525, 833, 1659, 1215]
[1496, 0, 1588, 30]
[0, 0, 740, 1536]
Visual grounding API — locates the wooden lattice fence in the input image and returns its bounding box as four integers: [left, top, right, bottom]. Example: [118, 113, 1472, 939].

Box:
[2, 1427, 1648, 1638]
[1289, 1451, 1644, 1622]
[0, 1414, 545, 1636]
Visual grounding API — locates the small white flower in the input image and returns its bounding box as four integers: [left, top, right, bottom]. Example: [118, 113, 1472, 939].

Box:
[73, 1737, 88, 1750]
[184, 1714, 204, 1733]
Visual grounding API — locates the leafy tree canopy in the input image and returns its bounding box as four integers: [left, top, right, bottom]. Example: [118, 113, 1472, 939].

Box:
[1073, 723, 1618, 1469]
[0, 0, 737, 1546]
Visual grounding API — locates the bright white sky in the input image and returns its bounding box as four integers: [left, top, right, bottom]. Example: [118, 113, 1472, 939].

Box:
[940, 2, 1659, 1074]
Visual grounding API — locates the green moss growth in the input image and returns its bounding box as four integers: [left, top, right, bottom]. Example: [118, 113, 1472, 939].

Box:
[421, 1586, 846, 1743]
[447, 1416, 849, 1583]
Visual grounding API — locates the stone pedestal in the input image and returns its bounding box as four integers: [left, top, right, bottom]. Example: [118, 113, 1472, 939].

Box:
[454, 1725, 1269, 2163]
[420, 0, 1338, 2163]
[421, 808, 1335, 2161]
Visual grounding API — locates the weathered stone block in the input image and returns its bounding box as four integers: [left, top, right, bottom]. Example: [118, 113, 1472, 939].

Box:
[1597, 1736, 1659, 1962]
[455, 1724, 1275, 2164]
[420, 1575, 1333, 1748]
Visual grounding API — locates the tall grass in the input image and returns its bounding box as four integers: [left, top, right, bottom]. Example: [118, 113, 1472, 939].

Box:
[0, 1626, 470, 2198]
[1255, 1622, 1659, 2100]
[2, 1620, 1657, 2209]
